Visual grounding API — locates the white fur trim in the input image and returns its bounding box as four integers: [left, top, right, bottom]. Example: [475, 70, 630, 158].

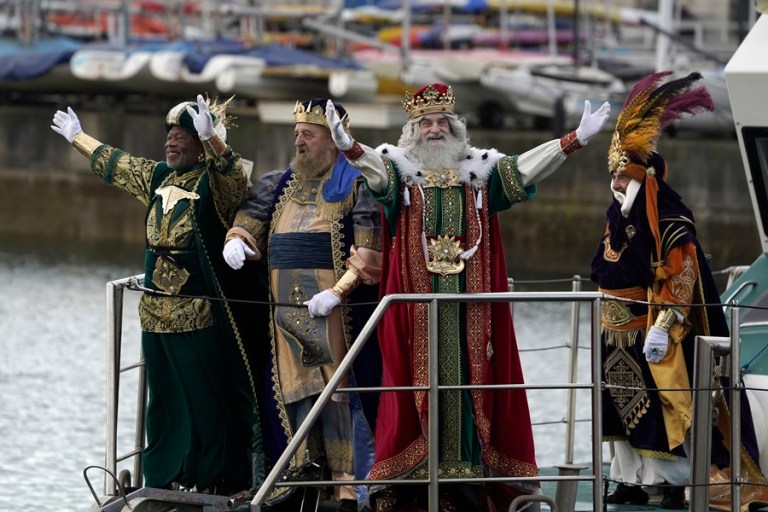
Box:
[376, 143, 504, 188]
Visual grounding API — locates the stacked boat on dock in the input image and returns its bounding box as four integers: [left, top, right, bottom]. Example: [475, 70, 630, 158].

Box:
[0, 0, 743, 134]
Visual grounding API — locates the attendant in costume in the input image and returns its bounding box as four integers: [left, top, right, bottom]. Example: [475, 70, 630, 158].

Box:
[50, 95, 265, 495]
[222, 98, 382, 512]
[592, 71, 764, 509]
[325, 83, 611, 512]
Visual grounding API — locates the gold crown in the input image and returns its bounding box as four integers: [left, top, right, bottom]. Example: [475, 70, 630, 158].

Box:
[293, 101, 350, 132]
[402, 84, 456, 119]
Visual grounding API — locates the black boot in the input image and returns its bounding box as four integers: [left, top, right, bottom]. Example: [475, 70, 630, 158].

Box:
[605, 483, 649, 504]
[661, 486, 686, 509]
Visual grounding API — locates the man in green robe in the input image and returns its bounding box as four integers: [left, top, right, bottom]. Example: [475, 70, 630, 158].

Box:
[50, 95, 264, 495]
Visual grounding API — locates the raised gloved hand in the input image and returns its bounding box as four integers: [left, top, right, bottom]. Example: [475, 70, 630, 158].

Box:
[325, 100, 353, 151]
[186, 94, 214, 140]
[303, 289, 341, 318]
[643, 325, 669, 364]
[51, 107, 82, 143]
[223, 238, 255, 270]
[575, 100, 611, 144]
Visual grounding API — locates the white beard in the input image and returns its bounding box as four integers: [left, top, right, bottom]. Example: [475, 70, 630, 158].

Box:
[409, 135, 467, 169]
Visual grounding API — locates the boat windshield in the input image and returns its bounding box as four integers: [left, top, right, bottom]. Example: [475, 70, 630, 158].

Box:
[741, 127, 768, 241]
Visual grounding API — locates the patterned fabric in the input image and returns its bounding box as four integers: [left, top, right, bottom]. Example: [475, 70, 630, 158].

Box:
[591, 179, 728, 460]
[89, 143, 264, 492]
[230, 159, 382, 504]
[368, 148, 539, 489]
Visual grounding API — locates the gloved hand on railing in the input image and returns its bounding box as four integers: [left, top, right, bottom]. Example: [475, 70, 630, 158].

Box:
[303, 289, 341, 318]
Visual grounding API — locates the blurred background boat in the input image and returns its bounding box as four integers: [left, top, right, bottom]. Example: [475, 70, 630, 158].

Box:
[0, 0, 751, 135]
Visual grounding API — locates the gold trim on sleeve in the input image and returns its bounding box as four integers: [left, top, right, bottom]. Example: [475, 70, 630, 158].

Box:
[331, 269, 362, 300]
[201, 134, 227, 158]
[654, 308, 677, 331]
[72, 132, 102, 158]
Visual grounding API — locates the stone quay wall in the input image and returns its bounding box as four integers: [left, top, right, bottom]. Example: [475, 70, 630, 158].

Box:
[0, 104, 758, 278]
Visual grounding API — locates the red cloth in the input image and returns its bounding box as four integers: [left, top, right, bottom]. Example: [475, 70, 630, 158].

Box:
[369, 184, 538, 483]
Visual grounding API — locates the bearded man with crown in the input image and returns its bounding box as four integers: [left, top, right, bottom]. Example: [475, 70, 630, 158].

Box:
[222, 98, 383, 512]
[324, 83, 611, 512]
[591, 71, 766, 510]
[50, 95, 265, 495]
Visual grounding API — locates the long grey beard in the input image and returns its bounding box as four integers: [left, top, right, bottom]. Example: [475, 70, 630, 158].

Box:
[408, 136, 468, 170]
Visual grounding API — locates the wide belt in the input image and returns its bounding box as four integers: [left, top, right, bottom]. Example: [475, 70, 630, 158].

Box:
[598, 286, 648, 330]
[269, 232, 334, 270]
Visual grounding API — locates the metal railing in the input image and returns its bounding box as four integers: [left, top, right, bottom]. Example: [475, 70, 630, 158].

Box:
[249, 290, 606, 512]
[97, 271, 753, 512]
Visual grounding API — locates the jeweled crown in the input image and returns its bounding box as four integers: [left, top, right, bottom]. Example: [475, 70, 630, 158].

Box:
[402, 83, 456, 119]
[293, 100, 350, 132]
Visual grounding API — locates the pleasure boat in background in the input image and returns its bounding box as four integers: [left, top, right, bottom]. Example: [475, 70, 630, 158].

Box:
[479, 62, 626, 129]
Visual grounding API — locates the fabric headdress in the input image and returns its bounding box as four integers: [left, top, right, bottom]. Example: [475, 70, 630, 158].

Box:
[402, 82, 456, 119]
[165, 95, 233, 141]
[293, 98, 350, 133]
[608, 71, 713, 270]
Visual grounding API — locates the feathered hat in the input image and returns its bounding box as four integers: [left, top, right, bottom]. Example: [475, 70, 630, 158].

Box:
[608, 71, 713, 266]
[608, 70, 713, 178]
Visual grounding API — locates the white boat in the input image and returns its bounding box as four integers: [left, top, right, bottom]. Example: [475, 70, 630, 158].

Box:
[69, 42, 169, 95]
[214, 43, 371, 103]
[479, 62, 626, 129]
[355, 47, 573, 128]
[148, 45, 267, 99]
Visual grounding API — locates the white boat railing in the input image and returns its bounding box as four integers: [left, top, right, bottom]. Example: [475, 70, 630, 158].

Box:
[97, 271, 750, 512]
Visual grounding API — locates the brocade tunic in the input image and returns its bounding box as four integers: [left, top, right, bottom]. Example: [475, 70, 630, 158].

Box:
[89, 143, 263, 491]
[346, 140, 572, 488]
[229, 157, 382, 485]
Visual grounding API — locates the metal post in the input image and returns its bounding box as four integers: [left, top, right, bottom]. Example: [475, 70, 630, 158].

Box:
[729, 306, 741, 512]
[428, 299, 440, 511]
[555, 464, 587, 512]
[564, 275, 582, 464]
[401, 0, 411, 69]
[591, 297, 603, 511]
[105, 281, 124, 496]
[690, 335, 730, 510]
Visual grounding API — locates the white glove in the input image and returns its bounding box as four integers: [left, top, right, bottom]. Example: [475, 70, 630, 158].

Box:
[303, 289, 341, 318]
[575, 100, 611, 144]
[51, 106, 82, 143]
[223, 238, 255, 270]
[643, 326, 669, 364]
[185, 94, 214, 140]
[325, 100, 353, 151]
